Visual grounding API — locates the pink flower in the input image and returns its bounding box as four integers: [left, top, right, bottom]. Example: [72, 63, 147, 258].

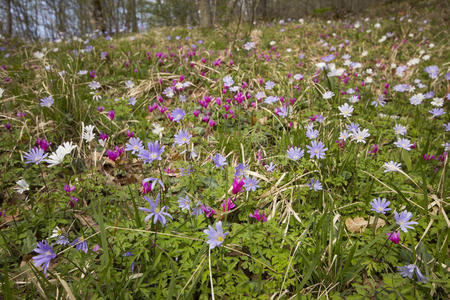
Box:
[127, 130, 134, 138]
[387, 231, 400, 244]
[69, 196, 78, 208]
[232, 177, 244, 194]
[369, 144, 379, 155]
[249, 210, 267, 222]
[108, 110, 115, 120]
[221, 198, 236, 212]
[64, 184, 75, 195]
[36, 138, 50, 152]
[201, 204, 216, 217]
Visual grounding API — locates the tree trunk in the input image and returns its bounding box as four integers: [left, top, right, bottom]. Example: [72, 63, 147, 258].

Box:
[128, 0, 138, 32]
[198, 0, 211, 27]
[6, 0, 12, 37]
[91, 0, 106, 33]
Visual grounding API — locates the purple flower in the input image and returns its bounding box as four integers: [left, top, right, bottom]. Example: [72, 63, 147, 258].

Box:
[249, 210, 267, 222]
[191, 201, 203, 216]
[203, 221, 229, 249]
[306, 128, 319, 140]
[243, 176, 260, 191]
[387, 231, 400, 244]
[444, 123, 450, 132]
[178, 195, 191, 210]
[70, 237, 88, 253]
[394, 138, 413, 151]
[56, 235, 69, 245]
[429, 108, 445, 118]
[395, 210, 418, 232]
[347, 122, 360, 133]
[138, 194, 172, 226]
[139, 141, 165, 163]
[32, 240, 56, 276]
[287, 146, 304, 161]
[125, 137, 144, 154]
[370, 197, 391, 214]
[321, 54, 335, 62]
[171, 108, 185, 122]
[393, 84, 410, 92]
[424, 65, 439, 79]
[234, 163, 248, 177]
[383, 161, 402, 173]
[107, 110, 115, 120]
[308, 178, 322, 191]
[398, 264, 427, 283]
[212, 154, 227, 170]
[174, 129, 192, 146]
[40, 96, 54, 107]
[24, 147, 48, 164]
[306, 140, 328, 159]
[265, 162, 276, 172]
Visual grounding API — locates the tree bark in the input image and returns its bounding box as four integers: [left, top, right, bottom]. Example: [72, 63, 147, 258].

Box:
[129, 0, 138, 32]
[91, 0, 106, 33]
[198, 0, 211, 27]
[6, 0, 12, 37]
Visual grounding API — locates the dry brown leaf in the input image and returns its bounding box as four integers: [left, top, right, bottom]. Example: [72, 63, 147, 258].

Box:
[74, 214, 100, 231]
[368, 216, 386, 231]
[258, 117, 267, 125]
[345, 217, 368, 233]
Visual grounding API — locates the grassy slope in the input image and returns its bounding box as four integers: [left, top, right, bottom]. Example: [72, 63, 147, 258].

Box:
[0, 0, 449, 298]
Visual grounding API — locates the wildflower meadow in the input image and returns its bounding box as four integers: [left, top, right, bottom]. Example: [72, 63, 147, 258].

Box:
[0, 1, 449, 299]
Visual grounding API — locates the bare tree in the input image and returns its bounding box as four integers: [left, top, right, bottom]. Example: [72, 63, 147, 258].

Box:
[199, 0, 212, 27]
[128, 0, 138, 32]
[5, 0, 13, 37]
[91, 0, 106, 33]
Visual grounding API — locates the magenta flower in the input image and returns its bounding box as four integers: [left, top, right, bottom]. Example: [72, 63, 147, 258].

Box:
[108, 110, 115, 120]
[387, 231, 400, 244]
[64, 184, 75, 194]
[369, 144, 379, 155]
[201, 204, 216, 217]
[249, 210, 267, 222]
[232, 177, 244, 194]
[99, 132, 109, 141]
[36, 138, 51, 151]
[221, 198, 236, 211]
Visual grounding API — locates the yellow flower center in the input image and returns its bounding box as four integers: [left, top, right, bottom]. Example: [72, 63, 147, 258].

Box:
[217, 236, 224, 242]
[151, 154, 157, 159]
[134, 145, 138, 150]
